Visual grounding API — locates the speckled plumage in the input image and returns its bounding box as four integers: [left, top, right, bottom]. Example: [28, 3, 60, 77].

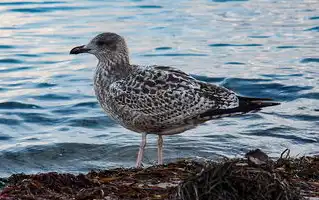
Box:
[95, 64, 239, 135]
[70, 32, 280, 167]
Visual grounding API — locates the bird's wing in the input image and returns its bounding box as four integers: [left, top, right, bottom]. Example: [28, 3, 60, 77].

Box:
[108, 65, 239, 132]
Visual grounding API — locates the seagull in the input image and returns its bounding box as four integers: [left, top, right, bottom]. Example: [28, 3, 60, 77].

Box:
[70, 32, 280, 168]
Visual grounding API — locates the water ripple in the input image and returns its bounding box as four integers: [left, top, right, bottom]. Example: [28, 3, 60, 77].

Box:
[299, 92, 319, 100]
[248, 36, 270, 38]
[31, 94, 71, 101]
[0, 59, 23, 64]
[0, 0, 318, 176]
[0, 135, 13, 141]
[191, 75, 225, 83]
[36, 83, 57, 88]
[135, 5, 163, 9]
[209, 43, 262, 47]
[0, 102, 41, 109]
[242, 127, 317, 143]
[8, 6, 88, 13]
[18, 113, 63, 126]
[309, 16, 319, 20]
[222, 79, 312, 100]
[155, 47, 172, 51]
[15, 54, 39, 58]
[0, 1, 65, 6]
[224, 62, 245, 65]
[72, 102, 99, 108]
[67, 117, 115, 129]
[142, 53, 208, 57]
[0, 118, 20, 126]
[0, 45, 14, 49]
[0, 66, 32, 73]
[300, 58, 319, 63]
[212, 0, 248, 2]
[276, 46, 299, 49]
[304, 26, 319, 32]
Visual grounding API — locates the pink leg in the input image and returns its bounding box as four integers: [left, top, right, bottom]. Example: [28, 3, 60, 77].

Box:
[157, 135, 163, 165]
[136, 133, 147, 168]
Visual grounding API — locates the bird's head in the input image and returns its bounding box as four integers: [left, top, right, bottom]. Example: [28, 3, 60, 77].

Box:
[70, 32, 129, 64]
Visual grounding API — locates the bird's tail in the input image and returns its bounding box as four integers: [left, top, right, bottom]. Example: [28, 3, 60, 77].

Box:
[197, 96, 280, 121]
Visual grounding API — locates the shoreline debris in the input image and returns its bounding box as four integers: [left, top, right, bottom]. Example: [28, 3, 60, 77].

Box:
[0, 149, 318, 200]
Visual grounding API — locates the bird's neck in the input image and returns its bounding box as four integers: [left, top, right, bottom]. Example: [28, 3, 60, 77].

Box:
[97, 57, 131, 75]
[94, 56, 132, 88]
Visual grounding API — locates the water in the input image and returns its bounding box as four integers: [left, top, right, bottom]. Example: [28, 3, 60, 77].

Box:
[0, 0, 318, 177]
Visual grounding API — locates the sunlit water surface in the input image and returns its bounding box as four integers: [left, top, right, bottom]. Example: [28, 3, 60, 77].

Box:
[0, 0, 318, 177]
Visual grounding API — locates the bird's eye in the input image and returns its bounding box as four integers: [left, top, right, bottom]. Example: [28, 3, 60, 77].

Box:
[97, 40, 112, 46]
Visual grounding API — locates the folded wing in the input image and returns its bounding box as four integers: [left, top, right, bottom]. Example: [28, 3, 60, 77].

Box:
[109, 65, 278, 133]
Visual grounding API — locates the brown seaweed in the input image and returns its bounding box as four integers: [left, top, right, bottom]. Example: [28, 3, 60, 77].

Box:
[0, 149, 318, 200]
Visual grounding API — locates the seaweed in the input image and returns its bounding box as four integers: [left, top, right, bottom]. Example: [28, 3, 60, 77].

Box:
[0, 149, 318, 200]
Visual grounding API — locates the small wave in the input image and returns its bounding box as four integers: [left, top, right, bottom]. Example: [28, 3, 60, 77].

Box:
[72, 101, 98, 108]
[273, 113, 319, 122]
[304, 26, 319, 32]
[0, 101, 41, 109]
[0, 45, 14, 49]
[31, 94, 71, 101]
[248, 36, 270, 38]
[51, 107, 81, 115]
[261, 73, 303, 79]
[0, 27, 17, 30]
[221, 79, 312, 101]
[309, 16, 319, 20]
[15, 53, 39, 58]
[191, 75, 224, 83]
[209, 43, 262, 47]
[91, 134, 108, 138]
[51, 74, 71, 78]
[142, 53, 208, 57]
[24, 137, 40, 141]
[0, 134, 13, 140]
[0, 1, 64, 6]
[300, 58, 319, 63]
[212, 0, 248, 2]
[0, 118, 20, 125]
[36, 83, 57, 88]
[299, 92, 319, 100]
[135, 5, 162, 9]
[8, 6, 87, 13]
[224, 62, 245, 65]
[18, 113, 63, 126]
[155, 47, 172, 51]
[223, 77, 272, 84]
[0, 66, 32, 73]
[0, 58, 23, 64]
[67, 116, 115, 129]
[242, 127, 317, 143]
[276, 45, 299, 49]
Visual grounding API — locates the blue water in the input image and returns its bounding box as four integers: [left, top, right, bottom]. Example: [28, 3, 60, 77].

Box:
[0, 0, 318, 177]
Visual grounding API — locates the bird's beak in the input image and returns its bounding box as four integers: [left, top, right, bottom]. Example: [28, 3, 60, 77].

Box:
[70, 45, 91, 54]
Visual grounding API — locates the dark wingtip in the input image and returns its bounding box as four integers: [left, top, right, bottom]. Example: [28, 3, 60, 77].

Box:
[251, 101, 280, 107]
[238, 96, 281, 109]
[70, 45, 89, 54]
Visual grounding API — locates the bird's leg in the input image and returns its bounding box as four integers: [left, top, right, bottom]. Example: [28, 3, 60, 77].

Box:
[157, 135, 163, 165]
[136, 133, 147, 168]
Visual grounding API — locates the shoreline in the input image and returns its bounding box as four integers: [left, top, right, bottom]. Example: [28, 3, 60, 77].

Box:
[0, 149, 318, 200]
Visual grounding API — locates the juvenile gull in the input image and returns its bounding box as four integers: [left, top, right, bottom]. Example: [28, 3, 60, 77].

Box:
[70, 32, 280, 168]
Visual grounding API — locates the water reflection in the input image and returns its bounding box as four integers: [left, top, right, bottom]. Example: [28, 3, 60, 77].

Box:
[0, 0, 318, 177]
